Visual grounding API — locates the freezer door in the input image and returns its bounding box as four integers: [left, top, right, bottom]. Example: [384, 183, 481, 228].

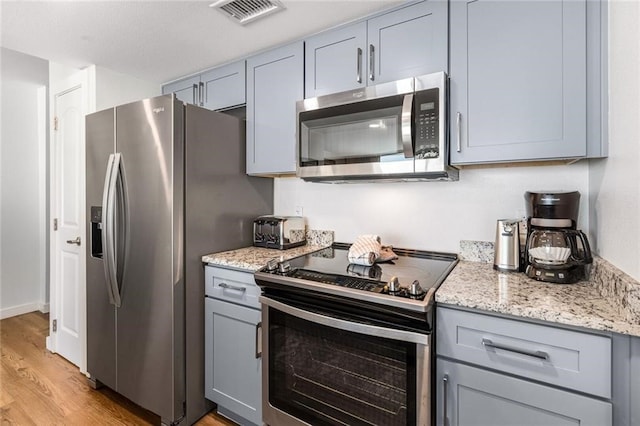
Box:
[114, 95, 185, 423]
[86, 108, 117, 390]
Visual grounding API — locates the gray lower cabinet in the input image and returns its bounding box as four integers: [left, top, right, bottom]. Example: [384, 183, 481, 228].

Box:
[162, 60, 246, 111]
[436, 359, 612, 426]
[246, 41, 303, 175]
[449, 0, 606, 165]
[436, 306, 613, 426]
[304, 0, 448, 99]
[204, 266, 262, 426]
[630, 336, 640, 425]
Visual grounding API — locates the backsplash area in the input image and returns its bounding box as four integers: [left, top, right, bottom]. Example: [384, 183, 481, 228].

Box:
[591, 258, 640, 325]
[274, 163, 590, 254]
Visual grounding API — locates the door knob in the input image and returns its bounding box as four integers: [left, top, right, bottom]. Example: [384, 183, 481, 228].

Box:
[66, 237, 81, 246]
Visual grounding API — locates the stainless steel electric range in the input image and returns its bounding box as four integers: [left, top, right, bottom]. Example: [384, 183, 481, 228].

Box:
[254, 242, 458, 426]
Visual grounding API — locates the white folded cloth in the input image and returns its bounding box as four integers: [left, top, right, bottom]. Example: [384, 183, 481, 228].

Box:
[348, 235, 397, 266]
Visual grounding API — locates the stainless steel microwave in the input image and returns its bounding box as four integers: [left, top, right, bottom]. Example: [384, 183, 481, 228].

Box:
[296, 72, 458, 182]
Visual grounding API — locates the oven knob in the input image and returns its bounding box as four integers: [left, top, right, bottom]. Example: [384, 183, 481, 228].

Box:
[278, 261, 291, 274]
[388, 276, 400, 293]
[409, 280, 424, 296]
[266, 258, 279, 272]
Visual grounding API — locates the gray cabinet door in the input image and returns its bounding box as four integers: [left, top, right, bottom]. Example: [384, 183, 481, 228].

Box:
[304, 22, 367, 99]
[200, 61, 246, 111]
[162, 75, 200, 105]
[367, 0, 448, 85]
[205, 297, 262, 426]
[246, 41, 303, 175]
[436, 359, 612, 426]
[449, 0, 587, 164]
[632, 337, 640, 426]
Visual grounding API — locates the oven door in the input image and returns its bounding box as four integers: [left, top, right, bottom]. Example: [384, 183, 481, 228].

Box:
[260, 295, 431, 426]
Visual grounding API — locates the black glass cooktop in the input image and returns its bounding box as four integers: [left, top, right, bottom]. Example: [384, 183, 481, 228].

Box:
[256, 243, 458, 308]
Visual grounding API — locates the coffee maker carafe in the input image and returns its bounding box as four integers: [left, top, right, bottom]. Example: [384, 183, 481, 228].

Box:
[524, 191, 592, 284]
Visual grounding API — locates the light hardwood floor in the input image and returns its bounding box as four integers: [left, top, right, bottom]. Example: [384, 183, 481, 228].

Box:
[0, 311, 236, 425]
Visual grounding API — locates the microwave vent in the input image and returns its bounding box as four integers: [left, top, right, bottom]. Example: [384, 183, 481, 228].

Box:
[210, 0, 286, 25]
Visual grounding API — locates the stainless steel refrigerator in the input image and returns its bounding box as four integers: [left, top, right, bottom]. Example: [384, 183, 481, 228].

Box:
[85, 95, 273, 425]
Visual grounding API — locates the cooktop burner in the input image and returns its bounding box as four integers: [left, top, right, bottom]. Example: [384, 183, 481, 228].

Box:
[255, 243, 458, 313]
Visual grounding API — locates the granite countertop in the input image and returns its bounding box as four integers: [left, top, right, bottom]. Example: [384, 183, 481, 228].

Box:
[202, 244, 329, 272]
[437, 244, 640, 337]
[202, 230, 334, 272]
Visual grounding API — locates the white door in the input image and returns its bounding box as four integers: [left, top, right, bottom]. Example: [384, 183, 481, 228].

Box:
[48, 72, 87, 371]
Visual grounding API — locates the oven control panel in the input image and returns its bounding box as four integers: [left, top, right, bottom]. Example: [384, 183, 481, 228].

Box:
[284, 267, 427, 301]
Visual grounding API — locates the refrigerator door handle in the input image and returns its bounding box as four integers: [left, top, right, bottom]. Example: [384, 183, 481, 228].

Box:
[112, 154, 128, 306]
[101, 154, 118, 305]
[102, 153, 124, 307]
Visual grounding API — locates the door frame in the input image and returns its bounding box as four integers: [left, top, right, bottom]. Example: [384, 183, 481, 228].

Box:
[47, 69, 90, 373]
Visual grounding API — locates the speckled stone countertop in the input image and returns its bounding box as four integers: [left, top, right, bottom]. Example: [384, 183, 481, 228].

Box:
[437, 241, 640, 337]
[202, 230, 334, 272]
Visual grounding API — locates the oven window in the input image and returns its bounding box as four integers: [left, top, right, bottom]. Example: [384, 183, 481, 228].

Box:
[268, 307, 417, 426]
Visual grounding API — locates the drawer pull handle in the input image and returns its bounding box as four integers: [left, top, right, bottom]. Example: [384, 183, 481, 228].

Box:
[219, 282, 247, 292]
[482, 338, 549, 361]
[255, 322, 262, 359]
[443, 374, 449, 426]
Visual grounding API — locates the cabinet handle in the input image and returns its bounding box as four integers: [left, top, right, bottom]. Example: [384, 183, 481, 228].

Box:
[198, 82, 204, 106]
[369, 44, 375, 81]
[356, 47, 363, 84]
[219, 282, 247, 292]
[443, 374, 449, 426]
[456, 112, 462, 153]
[482, 338, 550, 361]
[255, 322, 262, 359]
[192, 84, 198, 104]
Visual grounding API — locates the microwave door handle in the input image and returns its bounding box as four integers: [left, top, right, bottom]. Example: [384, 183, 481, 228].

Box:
[401, 93, 414, 158]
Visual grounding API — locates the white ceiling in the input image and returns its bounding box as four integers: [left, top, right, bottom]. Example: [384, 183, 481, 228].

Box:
[1, 0, 403, 84]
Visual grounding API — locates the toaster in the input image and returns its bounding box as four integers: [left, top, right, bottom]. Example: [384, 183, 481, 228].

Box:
[253, 215, 306, 250]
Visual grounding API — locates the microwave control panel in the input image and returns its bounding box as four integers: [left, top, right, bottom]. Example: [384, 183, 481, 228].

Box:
[414, 88, 440, 159]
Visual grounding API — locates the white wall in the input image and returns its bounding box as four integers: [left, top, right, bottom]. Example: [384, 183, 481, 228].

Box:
[88, 65, 160, 112]
[275, 163, 590, 254]
[0, 47, 49, 318]
[589, 0, 640, 281]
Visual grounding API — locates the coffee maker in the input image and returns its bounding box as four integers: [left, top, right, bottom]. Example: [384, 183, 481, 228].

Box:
[524, 191, 592, 284]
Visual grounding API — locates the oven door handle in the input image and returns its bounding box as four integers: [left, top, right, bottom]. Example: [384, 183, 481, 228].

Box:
[260, 296, 429, 345]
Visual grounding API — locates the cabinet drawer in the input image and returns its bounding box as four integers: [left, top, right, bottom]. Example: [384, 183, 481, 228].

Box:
[436, 307, 611, 398]
[436, 359, 612, 426]
[205, 266, 261, 308]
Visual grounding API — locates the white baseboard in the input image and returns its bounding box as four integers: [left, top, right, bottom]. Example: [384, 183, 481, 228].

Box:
[38, 302, 50, 314]
[0, 302, 42, 320]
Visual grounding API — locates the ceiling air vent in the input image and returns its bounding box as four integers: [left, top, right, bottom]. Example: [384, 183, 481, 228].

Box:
[210, 0, 286, 25]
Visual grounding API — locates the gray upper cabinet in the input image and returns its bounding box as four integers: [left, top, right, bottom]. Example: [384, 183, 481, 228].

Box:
[304, 22, 367, 98]
[200, 61, 246, 110]
[246, 41, 304, 176]
[449, 0, 590, 165]
[162, 60, 246, 111]
[367, 0, 447, 85]
[304, 0, 448, 99]
[162, 75, 200, 105]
